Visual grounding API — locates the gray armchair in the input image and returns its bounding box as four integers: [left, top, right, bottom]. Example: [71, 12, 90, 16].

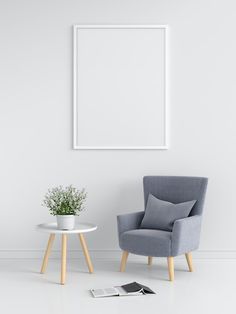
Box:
[117, 176, 208, 281]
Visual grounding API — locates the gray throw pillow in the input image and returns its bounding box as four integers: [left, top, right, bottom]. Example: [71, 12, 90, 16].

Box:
[140, 194, 196, 231]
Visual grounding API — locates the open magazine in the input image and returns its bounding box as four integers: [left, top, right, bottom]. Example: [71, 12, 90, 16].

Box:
[91, 282, 155, 298]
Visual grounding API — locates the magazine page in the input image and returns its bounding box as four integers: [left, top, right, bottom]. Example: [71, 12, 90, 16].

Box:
[91, 287, 119, 298]
[121, 282, 143, 294]
[115, 286, 143, 296]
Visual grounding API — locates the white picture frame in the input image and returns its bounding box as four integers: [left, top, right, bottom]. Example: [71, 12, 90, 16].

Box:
[73, 25, 168, 150]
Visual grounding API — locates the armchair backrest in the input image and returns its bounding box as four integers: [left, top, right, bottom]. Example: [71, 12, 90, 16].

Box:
[143, 176, 208, 216]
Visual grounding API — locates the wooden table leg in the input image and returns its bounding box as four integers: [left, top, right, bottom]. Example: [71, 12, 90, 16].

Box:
[40, 234, 55, 274]
[78, 233, 94, 273]
[61, 234, 67, 285]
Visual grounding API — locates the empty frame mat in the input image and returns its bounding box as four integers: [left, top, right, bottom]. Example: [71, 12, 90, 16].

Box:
[73, 25, 167, 149]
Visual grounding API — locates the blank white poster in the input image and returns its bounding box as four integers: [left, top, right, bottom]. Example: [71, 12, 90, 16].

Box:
[73, 25, 167, 149]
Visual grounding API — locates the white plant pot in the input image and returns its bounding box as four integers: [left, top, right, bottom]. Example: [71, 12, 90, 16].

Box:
[56, 215, 75, 230]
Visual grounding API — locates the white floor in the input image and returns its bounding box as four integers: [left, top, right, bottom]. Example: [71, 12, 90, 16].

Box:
[0, 258, 235, 314]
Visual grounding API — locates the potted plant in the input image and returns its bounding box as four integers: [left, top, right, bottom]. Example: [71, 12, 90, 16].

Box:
[43, 185, 87, 230]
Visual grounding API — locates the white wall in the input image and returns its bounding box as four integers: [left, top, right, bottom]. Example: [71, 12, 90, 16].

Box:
[0, 0, 235, 257]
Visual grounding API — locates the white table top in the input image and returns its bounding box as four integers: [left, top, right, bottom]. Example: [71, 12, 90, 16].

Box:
[36, 222, 97, 234]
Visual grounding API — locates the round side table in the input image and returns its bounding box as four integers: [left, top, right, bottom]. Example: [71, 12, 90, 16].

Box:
[37, 222, 97, 285]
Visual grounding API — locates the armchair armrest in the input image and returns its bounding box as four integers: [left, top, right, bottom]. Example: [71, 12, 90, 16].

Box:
[117, 211, 144, 240]
[171, 215, 202, 256]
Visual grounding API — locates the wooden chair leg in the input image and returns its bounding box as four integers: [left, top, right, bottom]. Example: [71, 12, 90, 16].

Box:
[148, 256, 153, 266]
[167, 256, 174, 281]
[185, 252, 193, 272]
[40, 234, 55, 274]
[120, 251, 129, 272]
[61, 234, 67, 285]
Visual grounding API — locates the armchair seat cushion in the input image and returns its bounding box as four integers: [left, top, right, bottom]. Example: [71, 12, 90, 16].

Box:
[120, 229, 172, 257]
